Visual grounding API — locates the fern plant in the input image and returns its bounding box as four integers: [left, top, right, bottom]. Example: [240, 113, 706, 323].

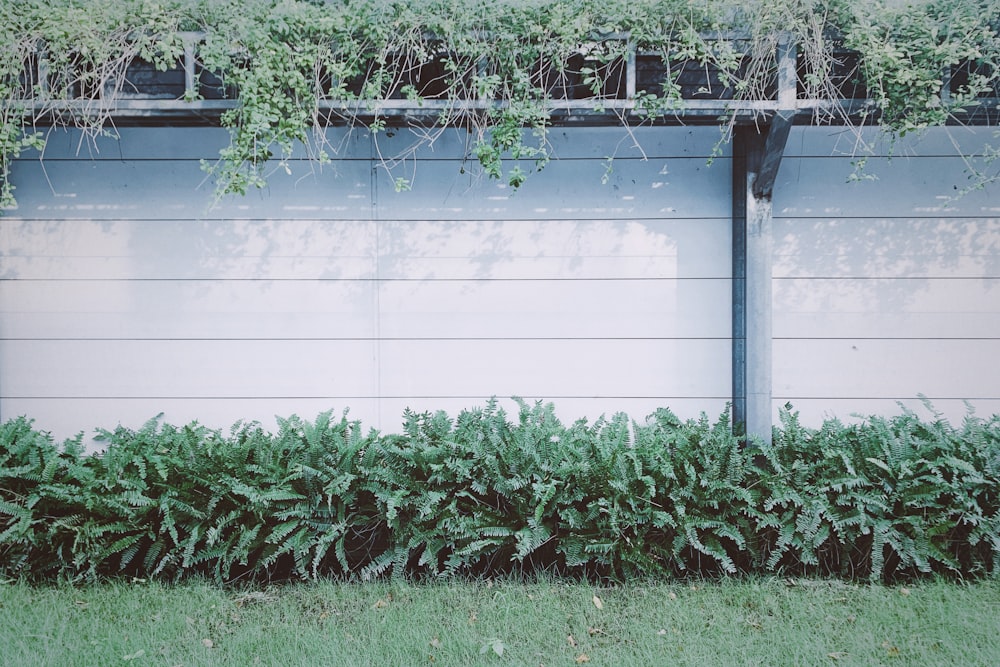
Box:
[1, 400, 997, 582]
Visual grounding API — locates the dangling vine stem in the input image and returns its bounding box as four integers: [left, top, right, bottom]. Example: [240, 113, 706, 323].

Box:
[1, 0, 998, 209]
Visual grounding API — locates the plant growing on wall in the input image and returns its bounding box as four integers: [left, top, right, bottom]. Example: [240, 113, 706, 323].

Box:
[0, 0, 998, 208]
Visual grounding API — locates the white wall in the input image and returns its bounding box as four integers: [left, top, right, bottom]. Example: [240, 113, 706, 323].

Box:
[772, 126, 1000, 424]
[1, 125, 733, 443]
[6, 123, 995, 442]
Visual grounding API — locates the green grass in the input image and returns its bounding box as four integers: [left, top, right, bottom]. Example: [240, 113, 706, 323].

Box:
[1, 577, 997, 666]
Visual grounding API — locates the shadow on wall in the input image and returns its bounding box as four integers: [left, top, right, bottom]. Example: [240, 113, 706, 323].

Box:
[1, 124, 736, 442]
[773, 218, 1000, 338]
[771, 128, 1000, 423]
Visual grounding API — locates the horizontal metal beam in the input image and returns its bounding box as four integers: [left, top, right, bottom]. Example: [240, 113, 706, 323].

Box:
[20, 97, 1000, 126]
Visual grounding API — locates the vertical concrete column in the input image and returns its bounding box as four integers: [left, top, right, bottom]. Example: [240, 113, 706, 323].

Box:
[732, 128, 774, 444]
[744, 174, 773, 443]
[731, 37, 796, 443]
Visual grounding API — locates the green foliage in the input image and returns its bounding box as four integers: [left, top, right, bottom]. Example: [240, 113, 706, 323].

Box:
[840, 0, 1000, 135]
[0, 411, 379, 582]
[1, 400, 998, 583]
[1, 0, 998, 206]
[760, 401, 1000, 580]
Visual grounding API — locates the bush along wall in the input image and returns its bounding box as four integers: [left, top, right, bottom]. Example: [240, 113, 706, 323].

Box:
[1, 399, 998, 583]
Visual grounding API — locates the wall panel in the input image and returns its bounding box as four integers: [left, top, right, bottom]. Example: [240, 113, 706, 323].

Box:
[772, 127, 1000, 424]
[2, 126, 732, 444]
[7, 123, 995, 438]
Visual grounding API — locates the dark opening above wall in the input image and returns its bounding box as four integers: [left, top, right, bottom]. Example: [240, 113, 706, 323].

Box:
[12, 33, 1000, 127]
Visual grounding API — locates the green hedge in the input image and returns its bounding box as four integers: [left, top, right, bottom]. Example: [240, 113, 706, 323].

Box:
[1, 400, 998, 583]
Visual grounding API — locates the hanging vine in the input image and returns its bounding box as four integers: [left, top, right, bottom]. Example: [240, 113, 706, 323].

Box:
[0, 0, 998, 209]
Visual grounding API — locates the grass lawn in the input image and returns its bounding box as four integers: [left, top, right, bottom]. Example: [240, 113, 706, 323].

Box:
[1, 576, 997, 666]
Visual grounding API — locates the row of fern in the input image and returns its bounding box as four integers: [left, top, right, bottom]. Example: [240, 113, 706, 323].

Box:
[1, 400, 998, 583]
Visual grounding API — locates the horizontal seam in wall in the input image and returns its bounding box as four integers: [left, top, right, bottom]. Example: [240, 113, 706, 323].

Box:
[0, 395, 732, 401]
[0, 217, 734, 224]
[0, 337, 733, 342]
[10, 156, 733, 163]
[781, 154, 990, 159]
[0, 217, 734, 223]
[772, 276, 1000, 280]
[772, 216, 994, 221]
[772, 337, 1000, 341]
[773, 396, 1000, 401]
[0, 277, 734, 283]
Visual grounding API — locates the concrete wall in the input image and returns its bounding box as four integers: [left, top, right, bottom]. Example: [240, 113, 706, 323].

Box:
[3, 123, 998, 443]
[1, 125, 733, 442]
[772, 127, 1000, 423]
